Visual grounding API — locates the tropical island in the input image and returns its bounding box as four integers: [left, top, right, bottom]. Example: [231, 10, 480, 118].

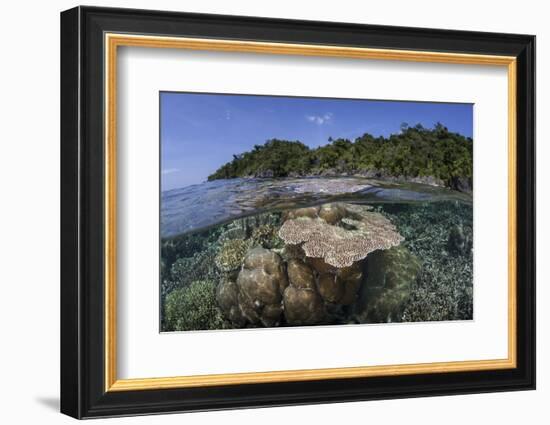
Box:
[208, 123, 473, 192]
[160, 94, 474, 332]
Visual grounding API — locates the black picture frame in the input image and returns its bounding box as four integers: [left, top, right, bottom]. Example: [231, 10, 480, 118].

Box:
[61, 5, 535, 419]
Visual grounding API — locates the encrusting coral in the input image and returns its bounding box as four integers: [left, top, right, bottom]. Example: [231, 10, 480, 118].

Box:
[353, 245, 420, 323]
[278, 203, 403, 268]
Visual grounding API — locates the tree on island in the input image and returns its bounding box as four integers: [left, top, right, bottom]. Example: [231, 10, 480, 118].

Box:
[207, 123, 472, 188]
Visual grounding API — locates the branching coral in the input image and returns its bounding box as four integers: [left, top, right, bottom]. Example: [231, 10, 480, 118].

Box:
[164, 280, 226, 331]
[251, 224, 282, 248]
[278, 203, 403, 268]
[215, 239, 250, 273]
[167, 245, 219, 292]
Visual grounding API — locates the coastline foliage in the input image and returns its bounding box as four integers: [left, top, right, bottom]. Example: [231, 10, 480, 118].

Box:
[207, 123, 472, 185]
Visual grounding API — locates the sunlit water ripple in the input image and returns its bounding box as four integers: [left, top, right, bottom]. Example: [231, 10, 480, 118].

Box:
[161, 177, 471, 238]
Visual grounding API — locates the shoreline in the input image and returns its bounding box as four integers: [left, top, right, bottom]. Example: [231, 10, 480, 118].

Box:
[208, 171, 472, 193]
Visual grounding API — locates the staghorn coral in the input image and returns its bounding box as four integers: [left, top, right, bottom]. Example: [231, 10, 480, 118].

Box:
[278, 203, 403, 268]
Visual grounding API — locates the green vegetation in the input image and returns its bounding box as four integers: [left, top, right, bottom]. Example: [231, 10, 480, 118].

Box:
[210, 139, 311, 179]
[164, 280, 226, 331]
[208, 123, 472, 186]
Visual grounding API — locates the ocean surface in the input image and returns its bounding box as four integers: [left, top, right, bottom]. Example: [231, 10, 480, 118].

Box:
[161, 177, 471, 239]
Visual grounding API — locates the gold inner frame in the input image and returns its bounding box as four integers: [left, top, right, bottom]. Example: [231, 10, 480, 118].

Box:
[104, 33, 518, 392]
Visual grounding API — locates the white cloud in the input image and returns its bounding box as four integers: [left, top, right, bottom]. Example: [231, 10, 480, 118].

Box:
[306, 113, 333, 125]
[162, 168, 180, 175]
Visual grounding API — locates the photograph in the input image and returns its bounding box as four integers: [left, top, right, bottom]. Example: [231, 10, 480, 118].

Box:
[160, 92, 474, 332]
[57, 4, 536, 419]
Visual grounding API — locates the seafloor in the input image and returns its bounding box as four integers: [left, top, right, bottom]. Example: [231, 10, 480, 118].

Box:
[160, 199, 473, 332]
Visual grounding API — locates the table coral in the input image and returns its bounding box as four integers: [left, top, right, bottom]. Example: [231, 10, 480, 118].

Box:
[278, 203, 403, 268]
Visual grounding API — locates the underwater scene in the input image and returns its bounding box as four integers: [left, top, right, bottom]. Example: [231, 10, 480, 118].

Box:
[160, 178, 473, 331]
[160, 92, 473, 332]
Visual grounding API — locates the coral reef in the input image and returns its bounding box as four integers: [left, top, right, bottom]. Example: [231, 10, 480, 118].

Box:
[280, 244, 306, 262]
[335, 262, 364, 305]
[283, 258, 326, 325]
[163, 244, 220, 305]
[214, 212, 282, 249]
[161, 197, 473, 331]
[382, 202, 473, 322]
[284, 206, 320, 220]
[215, 239, 250, 273]
[235, 247, 288, 327]
[283, 286, 325, 325]
[354, 245, 420, 323]
[278, 203, 403, 268]
[216, 278, 246, 327]
[251, 224, 282, 249]
[287, 259, 316, 289]
[161, 233, 211, 266]
[164, 280, 226, 331]
[317, 273, 343, 303]
[213, 204, 388, 327]
[318, 203, 345, 224]
[447, 224, 472, 256]
[209, 203, 410, 328]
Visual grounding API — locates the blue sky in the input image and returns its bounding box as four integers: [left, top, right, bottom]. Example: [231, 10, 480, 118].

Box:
[161, 92, 473, 190]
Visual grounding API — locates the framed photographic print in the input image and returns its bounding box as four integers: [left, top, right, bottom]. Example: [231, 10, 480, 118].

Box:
[60, 6, 535, 419]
